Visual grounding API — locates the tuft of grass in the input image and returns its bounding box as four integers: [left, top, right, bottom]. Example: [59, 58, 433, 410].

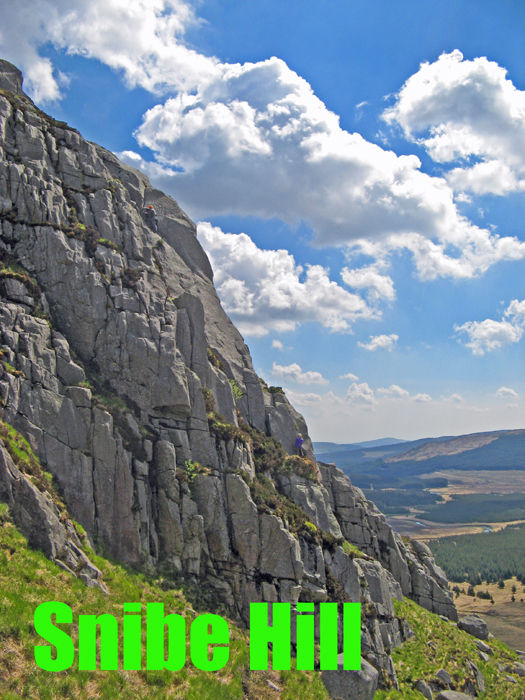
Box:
[375, 598, 525, 699]
[122, 267, 143, 290]
[228, 379, 244, 400]
[0, 253, 41, 298]
[2, 361, 25, 378]
[0, 421, 65, 515]
[97, 238, 121, 252]
[207, 348, 226, 374]
[183, 460, 210, 483]
[342, 540, 365, 559]
[279, 456, 318, 482]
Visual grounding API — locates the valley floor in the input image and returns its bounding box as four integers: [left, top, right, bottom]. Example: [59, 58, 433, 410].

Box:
[455, 577, 525, 652]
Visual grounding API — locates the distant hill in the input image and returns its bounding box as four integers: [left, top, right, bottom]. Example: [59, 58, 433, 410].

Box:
[383, 429, 525, 475]
[314, 436, 450, 471]
[313, 437, 407, 455]
[315, 429, 525, 478]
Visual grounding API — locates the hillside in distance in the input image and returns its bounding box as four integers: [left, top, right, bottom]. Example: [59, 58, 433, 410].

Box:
[313, 438, 406, 454]
[315, 429, 525, 479]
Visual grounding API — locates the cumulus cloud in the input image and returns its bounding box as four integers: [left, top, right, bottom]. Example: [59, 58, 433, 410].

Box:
[7, 4, 525, 280]
[496, 386, 519, 398]
[341, 264, 395, 301]
[346, 381, 432, 406]
[283, 390, 327, 406]
[413, 393, 433, 402]
[340, 372, 359, 381]
[442, 393, 464, 403]
[455, 299, 525, 354]
[271, 362, 329, 385]
[272, 340, 284, 350]
[384, 50, 525, 196]
[197, 222, 379, 336]
[377, 385, 432, 402]
[346, 382, 375, 404]
[358, 334, 398, 351]
[0, 0, 215, 103]
[133, 59, 525, 280]
[377, 384, 409, 399]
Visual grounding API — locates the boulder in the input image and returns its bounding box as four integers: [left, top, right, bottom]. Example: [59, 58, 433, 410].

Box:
[475, 639, 493, 655]
[322, 656, 378, 700]
[435, 669, 452, 686]
[415, 679, 433, 699]
[457, 614, 489, 640]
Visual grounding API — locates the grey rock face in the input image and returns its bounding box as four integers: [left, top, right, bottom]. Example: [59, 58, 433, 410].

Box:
[0, 60, 460, 697]
[0, 440, 106, 591]
[318, 461, 457, 621]
[435, 693, 474, 700]
[0, 60, 23, 95]
[457, 615, 489, 640]
[278, 472, 342, 538]
[322, 656, 379, 700]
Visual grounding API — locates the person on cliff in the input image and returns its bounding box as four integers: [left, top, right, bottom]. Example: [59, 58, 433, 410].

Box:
[144, 204, 158, 232]
[295, 433, 305, 457]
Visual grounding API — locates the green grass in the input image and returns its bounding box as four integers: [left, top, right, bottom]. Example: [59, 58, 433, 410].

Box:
[228, 379, 244, 400]
[0, 503, 328, 699]
[342, 541, 365, 559]
[376, 598, 525, 699]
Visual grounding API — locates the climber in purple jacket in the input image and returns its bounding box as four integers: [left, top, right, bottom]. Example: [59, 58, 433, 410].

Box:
[295, 433, 305, 456]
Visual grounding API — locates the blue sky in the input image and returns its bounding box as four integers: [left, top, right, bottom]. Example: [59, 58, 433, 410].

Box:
[3, 0, 525, 441]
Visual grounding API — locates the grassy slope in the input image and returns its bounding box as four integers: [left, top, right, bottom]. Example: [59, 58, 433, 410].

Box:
[377, 599, 525, 699]
[2, 421, 525, 700]
[454, 578, 525, 652]
[0, 503, 328, 700]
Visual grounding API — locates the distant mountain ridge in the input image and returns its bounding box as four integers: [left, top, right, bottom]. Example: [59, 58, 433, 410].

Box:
[315, 429, 525, 476]
[313, 437, 407, 453]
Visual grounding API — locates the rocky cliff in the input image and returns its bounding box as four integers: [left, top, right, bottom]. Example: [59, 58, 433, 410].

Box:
[0, 59, 456, 698]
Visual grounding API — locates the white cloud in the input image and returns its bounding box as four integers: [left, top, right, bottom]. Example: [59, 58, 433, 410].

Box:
[341, 264, 395, 301]
[272, 339, 284, 350]
[0, 0, 215, 103]
[197, 222, 379, 336]
[384, 50, 525, 196]
[340, 372, 359, 381]
[377, 384, 410, 399]
[496, 386, 519, 398]
[413, 393, 432, 402]
[7, 5, 525, 280]
[442, 393, 464, 403]
[283, 390, 326, 405]
[455, 299, 525, 355]
[271, 362, 329, 385]
[133, 59, 525, 282]
[377, 385, 433, 402]
[358, 333, 398, 352]
[293, 389, 525, 443]
[346, 382, 375, 404]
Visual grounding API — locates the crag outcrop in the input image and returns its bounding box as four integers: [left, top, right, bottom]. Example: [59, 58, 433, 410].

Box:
[0, 60, 455, 696]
